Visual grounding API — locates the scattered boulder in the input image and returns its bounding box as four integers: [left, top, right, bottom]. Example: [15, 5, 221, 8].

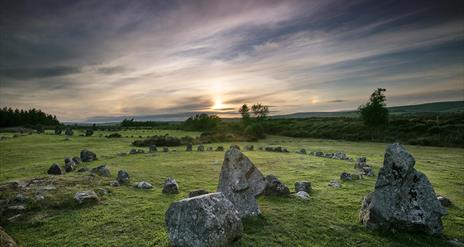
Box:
[362, 166, 375, 177]
[340, 172, 352, 181]
[165, 192, 243, 247]
[295, 181, 311, 193]
[186, 143, 192, 151]
[359, 143, 447, 235]
[162, 177, 179, 194]
[77, 167, 89, 173]
[244, 145, 254, 151]
[197, 145, 205, 152]
[109, 180, 120, 187]
[72, 156, 81, 164]
[437, 196, 452, 207]
[333, 151, 350, 160]
[354, 157, 368, 169]
[296, 149, 307, 154]
[0, 226, 17, 247]
[74, 191, 99, 205]
[117, 170, 130, 184]
[216, 146, 224, 151]
[64, 160, 76, 172]
[134, 181, 153, 189]
[263, 175, 290, 196]
[217, 148, 266, 218]
[91, 165, 111, 177]
[163, 146, 169, 152]
[80, 149, 97, 162]
[314, 151, 324, 157]
[47, 164, 63, 175]
[188, 189, 209, 198]
[149, 145, 157, 152]
[324, 153, 334, 158]
[328, 180, 342, 188]
[294, 191, 310, 200]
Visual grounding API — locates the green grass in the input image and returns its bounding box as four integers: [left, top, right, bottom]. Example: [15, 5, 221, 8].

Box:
[0, 130, 463, 246]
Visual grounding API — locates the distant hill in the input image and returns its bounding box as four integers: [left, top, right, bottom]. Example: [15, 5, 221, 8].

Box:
[272, 101, 464, 119]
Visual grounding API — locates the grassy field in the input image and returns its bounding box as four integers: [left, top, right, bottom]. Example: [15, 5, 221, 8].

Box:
[0, 130, 463, 246]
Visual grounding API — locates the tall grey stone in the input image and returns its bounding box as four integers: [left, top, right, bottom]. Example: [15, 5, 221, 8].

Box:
[217, 148, 266, 218]
[117, 170, 129, 184]
[162, 177, 179, 194]
[165, 193, 243, 247]
[80, 149, 97, 162]
[360, 143, 447, 235]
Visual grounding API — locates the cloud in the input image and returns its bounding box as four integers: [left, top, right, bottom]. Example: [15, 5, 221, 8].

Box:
[327, 100, 346, 103]
[0, 66, 81, 80]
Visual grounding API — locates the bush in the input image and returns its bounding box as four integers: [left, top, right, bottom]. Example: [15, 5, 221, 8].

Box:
[132, 135, 182, 147]
[244, 123, 265, 138]
[106, 133, 122, 138]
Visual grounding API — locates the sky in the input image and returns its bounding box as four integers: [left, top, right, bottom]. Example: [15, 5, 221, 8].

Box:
[1, 0, 463, 122]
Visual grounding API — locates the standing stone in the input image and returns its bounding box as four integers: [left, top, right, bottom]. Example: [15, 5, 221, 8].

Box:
[188, 189, 209, 198]
[149, 145, 157, 152]
[355, 157, 368, 169]
[65, 127, 73, 136]
[186, 143, 193, 151]
[217, 148, 266, 218]
[359, 143, 447, 235]
[263, 175, 290, 196]
[165, 193, 243, 247]
[340, 172, 352, 181]
[328, 180, 341, 188]
[47, 164, 63, 175]
[80, 149, 97, 162]
[294, 191, 310, 200]
[197, 145, 205, 152]
[162, 177, 179, 194]
[74, 191, 99, 205]
[117, 170, 130, 184]
[91, 165, 111, 177]
[134, 181, 153, 189]
[295, 181, 311, 193]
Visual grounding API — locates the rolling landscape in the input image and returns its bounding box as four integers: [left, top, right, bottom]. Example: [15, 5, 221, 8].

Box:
[1, 0, 463, 246]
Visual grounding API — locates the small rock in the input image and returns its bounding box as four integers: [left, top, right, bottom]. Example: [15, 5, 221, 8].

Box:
[197, 145, 204, 152]
[314, 151, 324, 157]
[74, 191, 99, 205]
[80, 149, 97, 162]
[149, 145, 157, 152]
[216, 146, 224, 151]
[95, 187, 110, 196]
[263, 175, 290, 196]
[72, 156, 81, 164]
[162, 177, 179, 194]
[328, 180, 342, 188]
[47, 164, 63, 175]
[91, 165, 111, 177]
[188, 189, 209, 198]
[295, 181, 311, 193]
[296, 149, 307, 154]
[294, 191, 310, 200]
[186, 143, 192, 151]
[340, 172, 352, 181]
[64, 160, 76, 172]
[437, 196, 452, 207]
[109, 180, 120, 187]
[163, 146, 169, 152]
[134, 181, 153, 189]
[117, 170, 130, 184]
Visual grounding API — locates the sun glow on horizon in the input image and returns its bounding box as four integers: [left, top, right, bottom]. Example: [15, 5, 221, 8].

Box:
[212, 96, 225, 110]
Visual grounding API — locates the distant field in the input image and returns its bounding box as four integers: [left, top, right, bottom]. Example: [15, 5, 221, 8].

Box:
[0, 130, 463, 246]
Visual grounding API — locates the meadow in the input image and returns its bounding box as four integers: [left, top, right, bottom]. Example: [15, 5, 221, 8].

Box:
[0, 129, 463, 246]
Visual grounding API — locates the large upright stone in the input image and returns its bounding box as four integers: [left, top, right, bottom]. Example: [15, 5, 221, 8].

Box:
[165, 193, 243, 247]
[359, 143, 447, 235]
[47, 164, 63, 175]
[217, 148, 266, 218]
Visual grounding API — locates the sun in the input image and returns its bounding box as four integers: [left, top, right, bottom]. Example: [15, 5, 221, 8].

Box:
[213, 96, 224, 110]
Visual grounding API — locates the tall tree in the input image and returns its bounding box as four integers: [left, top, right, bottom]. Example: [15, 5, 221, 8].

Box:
[358, 88, 389, 131]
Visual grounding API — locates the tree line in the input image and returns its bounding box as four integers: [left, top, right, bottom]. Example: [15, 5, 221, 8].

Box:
[0, 107, 60, 127]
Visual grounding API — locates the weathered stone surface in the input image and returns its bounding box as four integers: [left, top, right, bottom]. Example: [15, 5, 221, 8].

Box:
[186, 143, 193, 151]
[217, 148, 266, 218]
[197, 145, 205, 152]
[215, 146, 224, 151]
[355, 157, 375, 176]
[314, 151, 324, 157]
[91, 165, 111, 177]
[80, 149, 97, 162]
[64, 159, 76, 172]
[244, 145, 254, 151]
[47, 164, 62, 175]
[72, 156, 81, 164]
[188, 189, 209, 198]
[117, 170, 129, 184]
[74, 191, 99, 205]
[437, 196, 452, 207]
[229, 144, 240, 150]
[295, 181, 311, 193]
[263, 175, 290, 196]
[162, 177, 179, 194]
[328, 180, 341, 188]
[294, 191, 310, 200]
[340, 172, 352, 181]
[134, 181, 153, 189]
[0, 226, 17, 247]
[165, 192, 243, 247]
[359, 143, 447, 235]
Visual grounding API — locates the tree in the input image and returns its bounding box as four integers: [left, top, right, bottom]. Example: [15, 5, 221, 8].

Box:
[358, 88, 389, 131]
[184, 113, 220, 131]
[251, 103, 269, 122]
[238, 104, 251, 126]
